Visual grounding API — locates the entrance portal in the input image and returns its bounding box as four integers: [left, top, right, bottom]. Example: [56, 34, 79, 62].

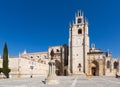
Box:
[92, 67, 96, 76]
[64, 70, 67, 76]
[91, 61, 99, 76]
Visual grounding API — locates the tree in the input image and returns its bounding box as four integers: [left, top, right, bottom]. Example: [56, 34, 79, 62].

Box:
[2, 43, 10, 78]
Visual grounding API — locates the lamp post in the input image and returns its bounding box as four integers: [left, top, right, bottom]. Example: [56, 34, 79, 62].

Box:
[30, 62, 34, 78]
[18, 53, 21, 78]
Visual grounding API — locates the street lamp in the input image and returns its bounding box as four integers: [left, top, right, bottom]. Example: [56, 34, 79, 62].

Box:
[30, 62, 34, 78]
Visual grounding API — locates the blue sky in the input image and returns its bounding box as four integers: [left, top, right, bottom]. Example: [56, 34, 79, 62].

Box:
[0, 0, 120, 57]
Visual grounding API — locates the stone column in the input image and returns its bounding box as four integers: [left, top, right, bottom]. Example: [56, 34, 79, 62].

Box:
[46, 60, 59, 85]
[45, 49, 59, 85]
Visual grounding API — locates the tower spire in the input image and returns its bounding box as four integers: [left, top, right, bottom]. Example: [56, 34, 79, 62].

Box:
[85, 17, 87, 23]
[75, 12, 77, 18]
[85, 17, 88, 25]
[78, 10, 81, 16]
[82, 11, 84, 23]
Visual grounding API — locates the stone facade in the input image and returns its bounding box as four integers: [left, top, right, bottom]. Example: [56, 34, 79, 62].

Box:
[0, 52, 49, 78]
[87, 46, 120, 76]
[0, 11, 120, 78]
[0, 45, 68, 78]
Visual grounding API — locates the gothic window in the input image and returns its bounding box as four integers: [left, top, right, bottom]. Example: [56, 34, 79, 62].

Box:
[114, 61, 118, 69]
[107, 61, 110, 68]
[78, 29, 82, 34]
[31, 56, 33, 58]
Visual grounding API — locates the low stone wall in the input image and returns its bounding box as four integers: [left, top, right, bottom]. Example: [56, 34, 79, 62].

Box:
[10, 74, 46, 78]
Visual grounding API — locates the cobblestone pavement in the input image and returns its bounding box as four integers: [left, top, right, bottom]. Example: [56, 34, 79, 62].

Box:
[0, 76, 120, 87]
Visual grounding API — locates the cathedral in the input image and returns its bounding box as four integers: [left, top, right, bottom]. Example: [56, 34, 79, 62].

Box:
[0, 11, 120, 78]
[68, 11, 120, 76]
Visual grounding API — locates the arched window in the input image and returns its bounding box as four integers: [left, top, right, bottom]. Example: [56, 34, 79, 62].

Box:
[78, 19, 82, 23]
[78, 29, 82, 34]
[107, 61, 110, 68]
[114, 61, 118, 69]
[56, 49, 59, 52]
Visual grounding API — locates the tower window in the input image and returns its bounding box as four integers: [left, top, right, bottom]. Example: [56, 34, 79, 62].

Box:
[107, 61, 110, 68]
[78, 29, 82, 34]
[78, 19, 82, 23]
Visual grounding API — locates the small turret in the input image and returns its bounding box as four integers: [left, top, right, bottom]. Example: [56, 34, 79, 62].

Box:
[19, 52, 21, 58]
[91, 43, 95, 50]
[22, 50, 27, 55]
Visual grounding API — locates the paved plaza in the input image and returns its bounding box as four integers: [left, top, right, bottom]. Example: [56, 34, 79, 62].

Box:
[0, 76, 120, 87]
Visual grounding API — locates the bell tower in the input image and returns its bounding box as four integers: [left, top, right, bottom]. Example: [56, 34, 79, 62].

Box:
[68, 11, 89, 75]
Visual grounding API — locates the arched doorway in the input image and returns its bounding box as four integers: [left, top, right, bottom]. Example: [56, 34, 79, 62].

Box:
[91, 61, 99, 76]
